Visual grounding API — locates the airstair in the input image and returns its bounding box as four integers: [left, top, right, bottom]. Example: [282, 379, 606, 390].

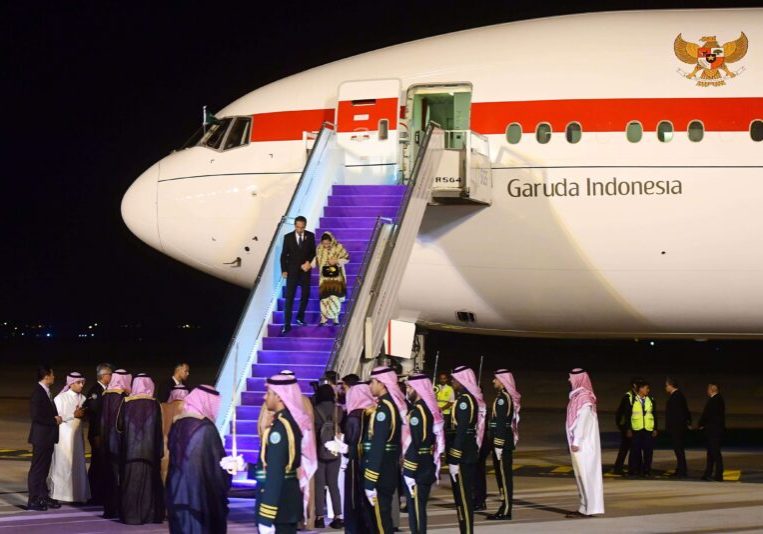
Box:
[214, 122, 445, 485]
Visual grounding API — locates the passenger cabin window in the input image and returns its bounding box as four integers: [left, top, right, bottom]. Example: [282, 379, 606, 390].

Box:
[506, 123, 522, 144]
[750, 120, 763, 142]
[536, 123, 552, 144]
[657, 121, 673, 143]
[223, 117, 252, 150]
[566, 122, 582, 144]
[201, 118, 233, 150]
[688, 120, 704, 142]
[378, 119, 389, 141]
[626, 121, 642, 143]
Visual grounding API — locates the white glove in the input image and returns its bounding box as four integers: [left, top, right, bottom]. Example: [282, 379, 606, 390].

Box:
[324, 440, 341, 455]
[219, 454, 245, 474]
[448, 464, 460, 481]
[495, 448, 503, 462]
[365, 488, 377, 506]
[324, 437, 349, 455]
[340, 455, 349, 472]
[334, 437, 349, 454]
[404, 475, 416, 496]
[258, 524, 275, 534]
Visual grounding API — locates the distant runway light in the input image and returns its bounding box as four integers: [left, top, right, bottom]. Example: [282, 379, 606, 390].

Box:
[650, 341, 655, 346]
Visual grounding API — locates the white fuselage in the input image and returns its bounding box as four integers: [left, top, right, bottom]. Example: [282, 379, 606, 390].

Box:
[122, 9, 763, 337]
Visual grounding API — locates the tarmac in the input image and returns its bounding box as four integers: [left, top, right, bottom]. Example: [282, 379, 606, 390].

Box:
[1, 363, 761, 532]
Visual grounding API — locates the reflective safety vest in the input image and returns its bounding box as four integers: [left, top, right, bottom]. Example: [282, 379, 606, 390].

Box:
[435, 384, 455, 415]
[631, 395, 655, 431]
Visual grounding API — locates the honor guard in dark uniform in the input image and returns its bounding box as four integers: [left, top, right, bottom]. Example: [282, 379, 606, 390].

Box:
[487, 369, 519, 520]
[340, 382, 376, 534]
[448, 366, 485, 534]
[403, 374, 443, 534]
[364, 367, 403, 534]
[256, 376, 304, 534]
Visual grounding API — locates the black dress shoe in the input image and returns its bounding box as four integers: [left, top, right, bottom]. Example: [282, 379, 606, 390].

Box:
[487, 512, 511, 520]
[44, 497, 61, 509]
[473, 502, 486, 511]
[329, 518, 344, 529]
[701, 475, 714, 481]
[27, 499, 47, 511]
[280, 326, 291, 335]
[295, 319, 306, 326]
[314, 517, 325, 529]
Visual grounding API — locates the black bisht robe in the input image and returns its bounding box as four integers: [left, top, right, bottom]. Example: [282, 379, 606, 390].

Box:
[166, 416, 231, 534]
[117, 396, 164, 524]
[100, 390, 126, 518]
[84, 383, 106, 504]
[343, 408, 374, 534]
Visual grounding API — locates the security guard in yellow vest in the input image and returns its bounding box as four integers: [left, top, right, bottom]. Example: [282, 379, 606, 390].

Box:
[436, 372, 455, 456]
[627, 380, 658, 477]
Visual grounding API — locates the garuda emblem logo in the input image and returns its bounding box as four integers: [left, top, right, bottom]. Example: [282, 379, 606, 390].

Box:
[674, 32, 748, 86]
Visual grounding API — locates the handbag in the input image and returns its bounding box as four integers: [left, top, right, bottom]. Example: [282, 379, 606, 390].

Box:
[322, 264, 340, 278]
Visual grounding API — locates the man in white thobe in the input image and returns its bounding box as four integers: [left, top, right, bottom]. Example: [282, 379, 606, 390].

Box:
[48, 372, 90, 503]
[565, 368, 604, 518]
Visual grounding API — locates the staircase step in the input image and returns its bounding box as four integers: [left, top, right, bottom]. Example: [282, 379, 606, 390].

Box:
[243, 383, 313, 403]
[319, 216, 380, 229]
[328, 195, 405, 207]
[236, 405, 262, 420]
[226, 434, 259, 450]
[267, 323, 339, 337]
[281, 286, 352, 299]
[256, 350, 331, 366]
[332, 185, 406, 196]
[340, 240, 372, 252]
[250, 364, 324, 381]
[316, 228, 373, 240]
[233, 420, 261, 435]
[276, 298, 322, 312]
[324, 206, 400, 218]
[262, 337, 334, 351]
[272, 311, 345, 324]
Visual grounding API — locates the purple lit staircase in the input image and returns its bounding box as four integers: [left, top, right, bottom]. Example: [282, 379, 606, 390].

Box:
[226, 184, 405, 483]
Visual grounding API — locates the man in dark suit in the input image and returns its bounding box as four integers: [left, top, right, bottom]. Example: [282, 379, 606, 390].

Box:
[698, 381, 726, 481]
[84, 363, 113, 504]
[613, 377, 640, 474]
[27, 365, 63, 511]
[279, 215, 315, 334]
[158, 362, 190, 403]
[664, 377, 691, 477]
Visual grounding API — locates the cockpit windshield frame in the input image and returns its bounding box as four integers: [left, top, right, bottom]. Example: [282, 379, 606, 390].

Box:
[193, 115, 252, 152]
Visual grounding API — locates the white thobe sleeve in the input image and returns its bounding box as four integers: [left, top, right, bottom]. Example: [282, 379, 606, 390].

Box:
[571, 405, 594, 448]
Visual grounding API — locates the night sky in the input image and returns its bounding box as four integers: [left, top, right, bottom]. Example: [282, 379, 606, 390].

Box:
[3, 1, 759, 330]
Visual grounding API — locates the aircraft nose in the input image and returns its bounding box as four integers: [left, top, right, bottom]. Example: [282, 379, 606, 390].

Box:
[121, 163, 161, 251]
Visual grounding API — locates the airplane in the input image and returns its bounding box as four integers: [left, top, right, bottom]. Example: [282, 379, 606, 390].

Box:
[122, 8, 763, 339]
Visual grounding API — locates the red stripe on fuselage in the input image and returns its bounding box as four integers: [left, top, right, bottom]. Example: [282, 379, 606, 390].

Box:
[249, 97, 763, 142]
[471, 97, 763, 133]
[250, 108, 334, 142]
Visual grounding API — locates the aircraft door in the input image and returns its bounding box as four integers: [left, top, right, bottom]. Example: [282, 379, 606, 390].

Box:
[405, 83, 472, 178]
[336, 79, 402, 180]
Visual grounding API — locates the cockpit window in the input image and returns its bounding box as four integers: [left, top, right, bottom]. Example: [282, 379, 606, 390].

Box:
[223, 117, 251, 150]
[201, 118, 233, 150]
[180, 127, 205, 150]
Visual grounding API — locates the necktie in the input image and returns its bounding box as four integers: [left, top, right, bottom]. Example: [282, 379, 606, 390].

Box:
[297, 234, 302, 246]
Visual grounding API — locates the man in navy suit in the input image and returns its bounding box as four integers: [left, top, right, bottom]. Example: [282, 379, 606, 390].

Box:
[279, 215, 316, 334]
[699, 381, 726, 481]
[27, 365, 63, 511]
